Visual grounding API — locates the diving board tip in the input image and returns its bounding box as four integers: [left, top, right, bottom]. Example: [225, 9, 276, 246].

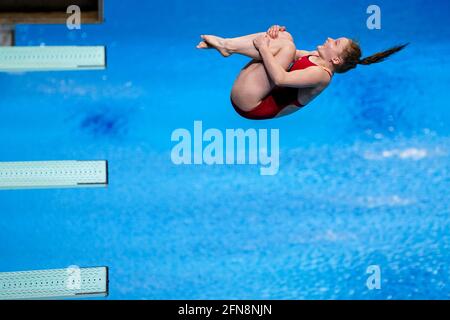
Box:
[0, 266, 109, 300]
[0, 46, 106, 72]
[0, 160, 108, 190]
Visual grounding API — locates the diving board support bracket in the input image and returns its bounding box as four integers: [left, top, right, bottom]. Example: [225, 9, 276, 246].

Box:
[0, 266, 109, 300]
[0, 160, 108, 190]
[0, 0, 104, 25]
[0, 25, 14, 47]
[0, 46, 106, 72]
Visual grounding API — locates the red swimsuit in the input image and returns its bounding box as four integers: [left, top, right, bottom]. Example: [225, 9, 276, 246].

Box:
[231, 55, 332, 120]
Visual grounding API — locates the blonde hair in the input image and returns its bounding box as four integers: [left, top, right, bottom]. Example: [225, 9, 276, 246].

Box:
[335, 40, 409, 74]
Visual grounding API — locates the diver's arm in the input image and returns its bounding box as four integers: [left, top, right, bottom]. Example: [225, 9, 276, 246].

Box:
[259, 44, 327, 88]
[270, 67, 328, 88]
[258, 45, 289, 86]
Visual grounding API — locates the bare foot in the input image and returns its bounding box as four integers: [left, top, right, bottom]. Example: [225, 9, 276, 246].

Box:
[197, 35, 231, 57]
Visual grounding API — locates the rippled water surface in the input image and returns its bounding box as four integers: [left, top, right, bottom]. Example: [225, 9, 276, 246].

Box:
[0, 0, 449, 299]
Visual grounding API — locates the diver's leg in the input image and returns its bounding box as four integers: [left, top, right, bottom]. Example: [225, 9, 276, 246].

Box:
[197, 31, 294, 59]
[230, 39, 296, 111]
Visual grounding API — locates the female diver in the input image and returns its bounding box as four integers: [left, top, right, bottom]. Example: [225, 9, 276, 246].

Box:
[197, 25, 408, 120]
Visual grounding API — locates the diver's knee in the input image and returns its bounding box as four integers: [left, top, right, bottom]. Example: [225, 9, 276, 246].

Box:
[280, 31, 294, 42]
[280, 39, 296, 53]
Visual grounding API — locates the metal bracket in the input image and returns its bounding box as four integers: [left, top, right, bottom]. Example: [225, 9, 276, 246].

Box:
[0, 25, 15, 46]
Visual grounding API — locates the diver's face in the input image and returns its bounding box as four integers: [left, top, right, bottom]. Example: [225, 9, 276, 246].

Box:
[318, 37, 350, 61]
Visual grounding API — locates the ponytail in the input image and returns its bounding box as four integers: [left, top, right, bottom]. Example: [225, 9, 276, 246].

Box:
[335, 41, 409, 73]
[358, 43, 409, 66]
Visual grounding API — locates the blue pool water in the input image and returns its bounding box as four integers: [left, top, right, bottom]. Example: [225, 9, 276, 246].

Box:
[0, 0, 449, 299]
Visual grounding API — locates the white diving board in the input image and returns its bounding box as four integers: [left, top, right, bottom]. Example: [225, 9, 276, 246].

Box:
[0, 46, 106, 72]
[0, 266, 109, 300]
[0, 160, 108, 190]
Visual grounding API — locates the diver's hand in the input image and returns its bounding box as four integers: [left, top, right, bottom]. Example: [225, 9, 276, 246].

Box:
[253, 34, 270, 50]
[267, 25, 286, 39]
